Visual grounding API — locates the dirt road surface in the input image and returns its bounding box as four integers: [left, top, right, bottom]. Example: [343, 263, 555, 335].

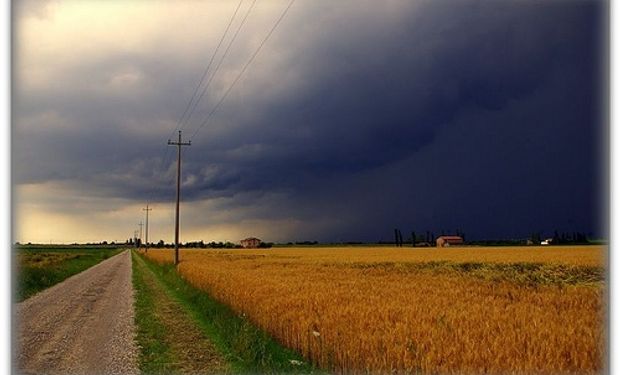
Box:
[15, 250, 138, 375]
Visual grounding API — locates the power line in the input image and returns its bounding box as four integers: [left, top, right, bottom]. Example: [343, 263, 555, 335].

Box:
[170, 0, 243, 137]
[179, 0, 258, 134]
[149, 0, 246, 208]
[154, 0, 246, 201]
[146, 1, 296, 251]
[150, 0, 258, 218]
[188, 0, 297, 141]
[166, 0, 245, 142]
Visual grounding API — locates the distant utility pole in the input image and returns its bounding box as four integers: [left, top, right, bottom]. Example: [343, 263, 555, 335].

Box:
[138, 221, 143, 244]
[168, 130, 191, 265]
[143, 204, 152, 253]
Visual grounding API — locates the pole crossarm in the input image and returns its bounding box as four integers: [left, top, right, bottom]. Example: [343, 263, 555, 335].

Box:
[167, 139, 192, 147]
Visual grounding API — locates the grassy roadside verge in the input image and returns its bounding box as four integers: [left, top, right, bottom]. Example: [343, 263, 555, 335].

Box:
[16, 247, 123, 301]
[133, 251, 321, 374]
[132, 251, 179, 374]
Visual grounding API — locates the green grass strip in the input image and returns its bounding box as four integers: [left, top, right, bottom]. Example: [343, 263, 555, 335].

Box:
[132, 251, 179, 374]
[16, 248, 123, 301]
[134, 251, 323, 374]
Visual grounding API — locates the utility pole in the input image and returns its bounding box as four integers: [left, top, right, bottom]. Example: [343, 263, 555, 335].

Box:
[143, 204, 152, 253]
[168, 130, 191, 265]
[138, 221, 143, 246]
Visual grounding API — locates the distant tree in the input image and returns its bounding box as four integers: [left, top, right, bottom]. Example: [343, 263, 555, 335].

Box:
[411, 231, 416, 247]
[398, 230, 404, 247]
[294, 241, 318, 246]
[577, 232, 587, 243]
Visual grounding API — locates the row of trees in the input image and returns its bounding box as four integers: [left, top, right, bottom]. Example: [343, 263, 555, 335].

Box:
[42, 229, 591, 249]
[129, 240, 274, 249]
[529, 231, 590, 245]
[392, 228, 591, 247]
[140, 240, 243, 249]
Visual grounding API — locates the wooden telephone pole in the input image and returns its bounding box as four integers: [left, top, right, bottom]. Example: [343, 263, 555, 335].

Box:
[143, 204, 152, 253]
[138, 222, 143, 246]
[168, 130, 191, 265]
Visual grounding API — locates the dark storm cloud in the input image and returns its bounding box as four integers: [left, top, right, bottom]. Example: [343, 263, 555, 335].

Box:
[15, 0, 606, 241]
[181, 1, 604, 210]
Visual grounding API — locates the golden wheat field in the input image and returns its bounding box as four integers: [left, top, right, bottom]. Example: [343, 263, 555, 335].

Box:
[144, 246, 605, 374]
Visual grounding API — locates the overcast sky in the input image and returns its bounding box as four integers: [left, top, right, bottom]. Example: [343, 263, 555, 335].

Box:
[14, 0, 607, 244]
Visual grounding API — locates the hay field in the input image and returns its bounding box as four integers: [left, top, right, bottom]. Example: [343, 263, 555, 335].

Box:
[144, 246, 605, 374]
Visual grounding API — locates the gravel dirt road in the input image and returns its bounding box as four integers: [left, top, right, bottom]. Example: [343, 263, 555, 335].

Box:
[15, 249, 138, 375]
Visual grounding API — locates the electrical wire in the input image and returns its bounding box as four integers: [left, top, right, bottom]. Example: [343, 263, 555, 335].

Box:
[166, 0, 245, 141]
[145, 0, 297, 243]
[188, 0, 297, 141]
[147, 0, 246, 208]
[178, 0, 258, 134]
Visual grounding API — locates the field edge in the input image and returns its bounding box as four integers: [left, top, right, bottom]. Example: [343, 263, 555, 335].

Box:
[133, 250, 322, 374]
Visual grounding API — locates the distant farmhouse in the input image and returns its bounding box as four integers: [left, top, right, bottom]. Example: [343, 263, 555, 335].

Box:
[240, 237, 262, 248]
[436, 235, 464, 247]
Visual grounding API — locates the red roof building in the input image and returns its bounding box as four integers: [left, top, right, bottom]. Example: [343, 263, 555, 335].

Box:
[436, 236, 464, 247]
